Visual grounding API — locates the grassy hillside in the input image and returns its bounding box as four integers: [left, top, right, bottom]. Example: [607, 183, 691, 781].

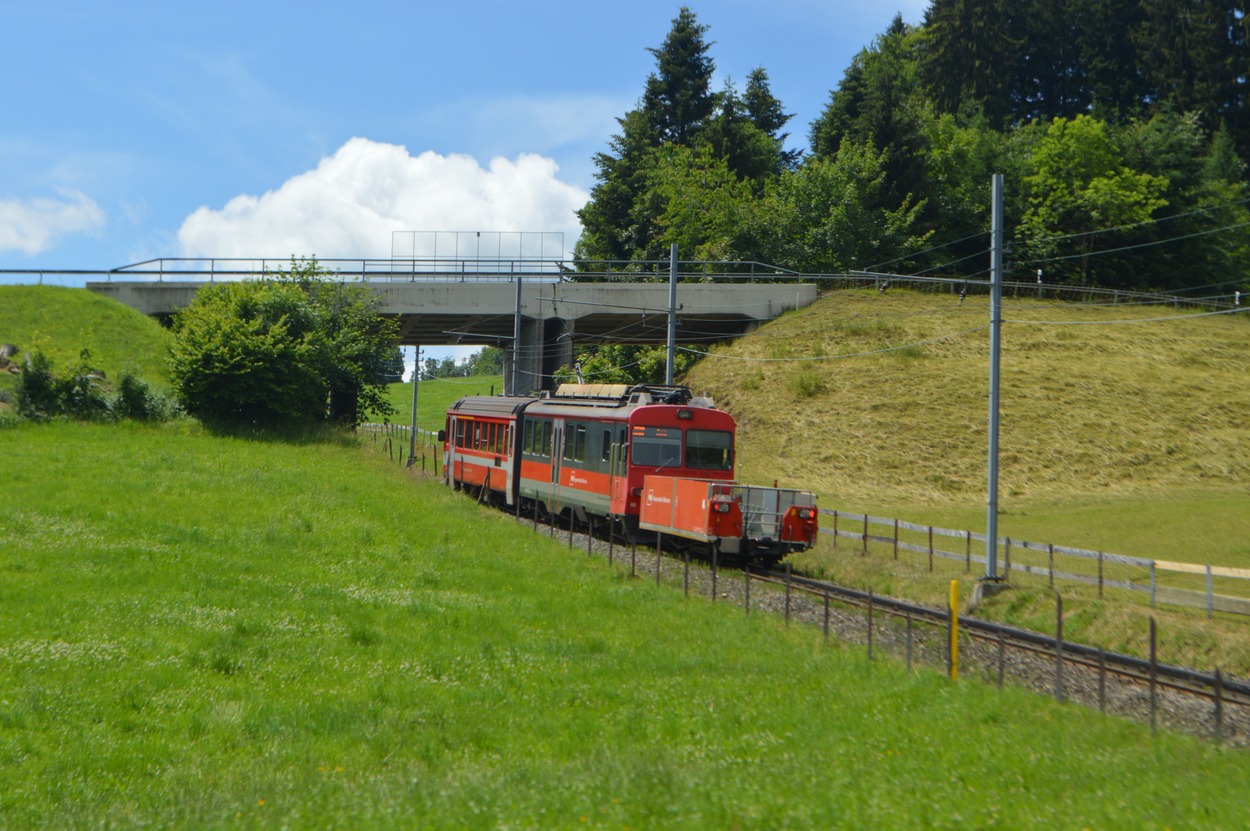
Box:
[2, 422, 1247, 829]
[383, 374, 504, 432]
[684, 289, 1250, 562]
[0, 286, 172, 391]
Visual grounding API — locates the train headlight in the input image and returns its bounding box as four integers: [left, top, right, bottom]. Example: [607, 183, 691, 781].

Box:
[797, 508, 815, 520]
[712, 501, 732, 513]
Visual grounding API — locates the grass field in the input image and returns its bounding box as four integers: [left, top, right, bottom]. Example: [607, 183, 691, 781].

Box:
[4, 422, 1249, 829]
[381, 375, 504, 432]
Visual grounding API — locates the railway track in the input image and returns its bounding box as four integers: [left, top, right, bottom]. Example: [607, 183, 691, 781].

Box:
[745, 567, 1250, 714]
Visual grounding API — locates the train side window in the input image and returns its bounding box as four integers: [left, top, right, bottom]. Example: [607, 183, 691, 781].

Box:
[542, 421, 553, 457]
[601, 429, 612, 462]
[522, 420, 533, 454]
[565, 423, 583, 462]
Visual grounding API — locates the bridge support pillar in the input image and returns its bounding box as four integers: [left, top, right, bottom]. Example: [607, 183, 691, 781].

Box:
[503, 317, 574, 396]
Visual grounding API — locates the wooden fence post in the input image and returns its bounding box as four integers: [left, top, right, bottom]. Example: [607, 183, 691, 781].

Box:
[655, 533, 661, 586]
[1149, 618, 1158, 734]
[867, 589, 874, 661]
[1215, 668, 1225, 742]
[893, 519, 899, 560]
[1054, 592, 1064, 702]
[862, 514, 869, 556]
[785, 563, 792, 624]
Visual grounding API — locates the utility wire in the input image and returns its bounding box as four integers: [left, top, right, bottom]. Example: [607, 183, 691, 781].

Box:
[678, 325, 988, 363]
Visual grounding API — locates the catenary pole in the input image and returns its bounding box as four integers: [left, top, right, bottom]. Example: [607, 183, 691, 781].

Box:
[666, 243, 678, 385]
[986, 174, 1004, 581]
[511, 271, 522, 395]
[408, 345, 421, 462]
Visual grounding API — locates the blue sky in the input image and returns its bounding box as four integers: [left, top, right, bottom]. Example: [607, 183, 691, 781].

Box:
[2, 0, 927, 363]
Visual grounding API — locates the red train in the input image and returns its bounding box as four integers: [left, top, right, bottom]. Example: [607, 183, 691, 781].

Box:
[442, 383, 817, 564]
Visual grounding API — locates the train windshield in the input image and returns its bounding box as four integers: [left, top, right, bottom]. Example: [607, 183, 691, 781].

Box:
[685, 429, 734, 471]
[631, 426, 682, 467]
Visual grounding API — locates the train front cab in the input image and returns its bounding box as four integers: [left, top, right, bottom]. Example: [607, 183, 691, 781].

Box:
[613, 395, 737, 532]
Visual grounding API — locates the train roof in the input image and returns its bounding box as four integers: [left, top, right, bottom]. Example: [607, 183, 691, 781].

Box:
[447, 384, 721, 421]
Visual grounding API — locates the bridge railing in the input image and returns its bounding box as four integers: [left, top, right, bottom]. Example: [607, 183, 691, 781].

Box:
[17, 257, 815, 285]
[4, 258, 1241, 310]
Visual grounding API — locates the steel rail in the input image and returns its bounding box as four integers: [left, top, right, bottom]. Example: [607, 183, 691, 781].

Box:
[751, 567, 1250, 706]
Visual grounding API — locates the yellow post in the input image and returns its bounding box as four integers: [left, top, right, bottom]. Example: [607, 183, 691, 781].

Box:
[949, 579, 960, 680]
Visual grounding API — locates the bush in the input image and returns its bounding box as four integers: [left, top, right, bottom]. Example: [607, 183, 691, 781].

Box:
[115, 373, 177, 422]
[170, 260, 398, 431]
[10, 350, 174, 424]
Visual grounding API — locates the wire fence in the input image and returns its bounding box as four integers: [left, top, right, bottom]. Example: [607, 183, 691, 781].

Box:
[820, 508, 1250, 619]
[360, 423, 441, 473]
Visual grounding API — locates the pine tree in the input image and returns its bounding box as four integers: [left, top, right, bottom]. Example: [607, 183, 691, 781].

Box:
[641, 7, 716, 145]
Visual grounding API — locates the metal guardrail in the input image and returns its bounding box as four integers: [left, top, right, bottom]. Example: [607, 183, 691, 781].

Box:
[820, 508, 1250, 618]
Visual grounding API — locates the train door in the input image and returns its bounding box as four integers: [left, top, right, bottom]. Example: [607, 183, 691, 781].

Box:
[608, 425, 629, 514]
[549, 419, 564, 510]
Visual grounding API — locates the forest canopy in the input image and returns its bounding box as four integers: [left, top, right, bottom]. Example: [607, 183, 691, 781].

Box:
[575, 4, 1250, 296]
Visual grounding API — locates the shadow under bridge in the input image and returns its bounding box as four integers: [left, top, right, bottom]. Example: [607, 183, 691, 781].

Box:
[378, 275, 817, 394]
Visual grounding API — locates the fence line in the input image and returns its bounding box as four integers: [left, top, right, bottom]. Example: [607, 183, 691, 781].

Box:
[820, 508, 1250, 618]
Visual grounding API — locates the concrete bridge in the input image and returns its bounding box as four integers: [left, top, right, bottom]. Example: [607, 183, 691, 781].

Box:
[86, 258, 818, 394]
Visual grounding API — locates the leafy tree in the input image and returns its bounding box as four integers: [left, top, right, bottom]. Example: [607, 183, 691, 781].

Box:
[465, 346, 504, 376]
[170, 260, 397, 430]
[648, 143, 756, 261]
[1018, 115, 1169, 286]
[553, 344, 699, 387]
[753, 142, 930, 273]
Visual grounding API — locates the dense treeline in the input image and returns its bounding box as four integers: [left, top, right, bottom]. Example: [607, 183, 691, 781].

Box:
[576, 5, 1250, 296]
[419, 347, 504, 380]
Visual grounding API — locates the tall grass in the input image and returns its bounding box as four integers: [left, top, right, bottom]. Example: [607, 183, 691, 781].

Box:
[3, 422, 1247, 828]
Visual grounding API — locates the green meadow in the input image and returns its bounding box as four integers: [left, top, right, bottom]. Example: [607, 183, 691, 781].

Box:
[3, 422, 1249, 829]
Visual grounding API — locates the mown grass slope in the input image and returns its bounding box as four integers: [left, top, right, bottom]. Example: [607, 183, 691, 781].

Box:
[3, 422, 1248, 829]
[684, 288, 1250, 559]
[0, 286, 172, 392]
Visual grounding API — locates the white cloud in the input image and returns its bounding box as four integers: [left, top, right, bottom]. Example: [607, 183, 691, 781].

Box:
[177, 137, 590, 260]
[0, 190, 105, 255]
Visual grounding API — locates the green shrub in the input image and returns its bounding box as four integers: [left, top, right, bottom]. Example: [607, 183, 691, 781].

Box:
[789, 371, 826, 397]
